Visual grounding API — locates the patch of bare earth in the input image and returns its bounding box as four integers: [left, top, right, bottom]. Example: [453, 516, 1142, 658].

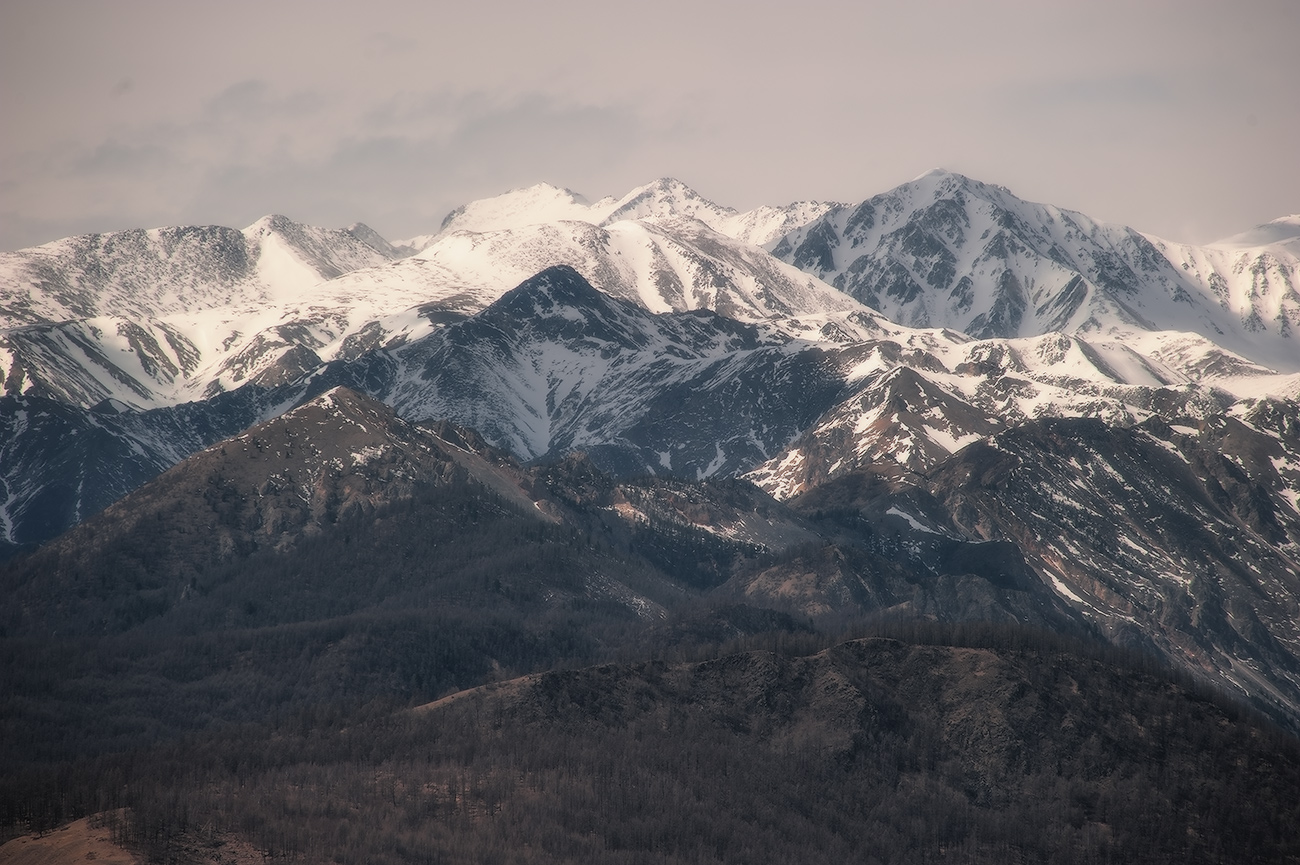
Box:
[0, 817, 138, 865]
[0, 816, 267, 865]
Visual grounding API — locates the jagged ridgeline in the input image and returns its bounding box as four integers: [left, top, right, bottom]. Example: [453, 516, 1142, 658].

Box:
[3, 176, 1300, 863]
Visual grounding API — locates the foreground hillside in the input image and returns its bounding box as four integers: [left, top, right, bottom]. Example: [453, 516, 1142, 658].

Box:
[11, 634, 1300, 865]
[5, 394, 1300, 863]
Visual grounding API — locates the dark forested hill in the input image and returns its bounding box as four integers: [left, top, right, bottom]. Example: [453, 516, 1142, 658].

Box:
[5, 390, 1300, 865]
[19, 634, 1300, 865]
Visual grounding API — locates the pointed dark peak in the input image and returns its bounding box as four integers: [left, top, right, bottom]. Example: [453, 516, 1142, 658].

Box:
[506, 264, 610, 309]
[478, 266, 648, 344]
[283, 384, 399, 428]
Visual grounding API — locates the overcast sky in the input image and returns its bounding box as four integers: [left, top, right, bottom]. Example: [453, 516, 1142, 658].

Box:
[2, 0, 1297, 251]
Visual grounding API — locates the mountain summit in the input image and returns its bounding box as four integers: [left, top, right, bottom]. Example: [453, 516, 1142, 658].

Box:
[772, 169, 1300, 372]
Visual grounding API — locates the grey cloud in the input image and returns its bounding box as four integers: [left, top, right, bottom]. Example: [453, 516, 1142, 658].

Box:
[184, 93, 646, 238]
[203, 80, 325, 122]
[360, 90, 493, 133]
[3, 84, 643, 248]
[1004, 74, 1178, 111]
[71, 140, 174, 177]
[365, 30, 419, 58]
[205, 80, 270, 118]
[3, 0, 1297, 251]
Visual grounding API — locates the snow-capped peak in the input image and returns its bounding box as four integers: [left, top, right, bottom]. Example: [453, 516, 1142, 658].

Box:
[909, 166, 959, 183]
[436, 182, 615, 236]
[600, 177, 737, 224]
[768, 172, 1300, 373]
[243, 214, 290, 235]
[425, 178, 832, 249]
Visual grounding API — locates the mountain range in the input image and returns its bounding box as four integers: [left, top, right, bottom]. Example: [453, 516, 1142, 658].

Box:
[4, 171, 1300, 861]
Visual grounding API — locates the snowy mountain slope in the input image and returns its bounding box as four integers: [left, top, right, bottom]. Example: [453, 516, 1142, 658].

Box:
[1, 316, 205, 407]
[315, 266, 848, 478]
[413, 216, 867, 321]
[716, 200, 842, 247]
[746, 324, 1300, 500]
[335, 267, 1265, 486]
[8, 175, 1294, 417]
[343, 221, 419, 259]
[1214, 214, 1300, 250]
[5, 178, 1300, 546]
[599, 177, 738, 227]
[770, 169, 1300, 373]
[8, 262, 1300, 728]
[1150, 231, 1300, 347]
[0, 265, 845, 553]
[0, 215, 398, 329]
[0, 215, 406, 407]
[0, 302, 427, 410]
[6, 262, 1299, 552]
[315, 267, 1297, 501]
[0, 208, 865, 410]
[435, 182, 618, 238]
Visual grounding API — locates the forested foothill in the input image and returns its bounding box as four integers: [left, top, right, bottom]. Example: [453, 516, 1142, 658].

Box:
[4, 397, 1300, 864]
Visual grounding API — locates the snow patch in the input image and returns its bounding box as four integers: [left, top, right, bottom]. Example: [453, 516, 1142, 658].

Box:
[885, 506, 940, 534]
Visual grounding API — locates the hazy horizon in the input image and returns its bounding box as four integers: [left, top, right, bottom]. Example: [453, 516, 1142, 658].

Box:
[3, 0, 1297, 252]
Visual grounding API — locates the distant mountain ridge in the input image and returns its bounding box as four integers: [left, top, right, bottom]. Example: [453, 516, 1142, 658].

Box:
[0, 199, 857, 411]
[4, 172, 1296, 417]
[0, 214, 400, 329]
[433, 177, 838, 248]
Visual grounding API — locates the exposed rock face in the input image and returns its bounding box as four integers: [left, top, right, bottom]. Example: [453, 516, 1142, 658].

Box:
[786, 415, 1300, 723]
